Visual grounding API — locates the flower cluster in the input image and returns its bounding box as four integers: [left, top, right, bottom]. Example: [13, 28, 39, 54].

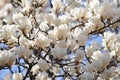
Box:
[0, 0, 120, 80]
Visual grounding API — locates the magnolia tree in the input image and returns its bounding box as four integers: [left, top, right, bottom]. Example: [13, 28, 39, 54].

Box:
[1, 0, 120, 80]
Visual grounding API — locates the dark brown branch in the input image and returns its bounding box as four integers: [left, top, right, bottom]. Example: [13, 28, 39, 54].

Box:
[89, 18, 120, 34]
[63, 0, 75, 11]
[70, 22, 85, 31]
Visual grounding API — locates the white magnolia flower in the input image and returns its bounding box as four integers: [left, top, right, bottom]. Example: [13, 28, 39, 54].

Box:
[65, 0, 80, 10]
[102, 67, 115, 79]
[70, 7, 88, 19]
[56, 40, 66, 48]
[41, 0, 48, 7]
[89, 0, 100, 9]
[36, 71, 48, 80]
[0, 8, 8, 18]
[0, 50, 15, 67]
[75, 49, 84, 60]
[1, 25, 15, 40]
[13, 28, 22, 38]
[66, 39, 77, 51]
[92, 60, 102, 72]
[35, 33, 51, 48]
[52, 0, 62, 10]
[83, 63, 94, 73]
[0, 1, 5, 9]
[85, 11, 93, 19]
[38, 59, 49, 71]
[39, 22, 49, 31]
[92, 50, 102, 60]
[57, 24, 68, 39]
[14, 46, 31, 60]
[73, 28, 88, 46]
[59, 15, 71, 24]
[49, 24, 68, 40]
[48, 30, 57, 42]
[69, 66, 77, 73]
[111, 15, 120, 28]
[88, 16, 104, 31]
[85, 46, 94, 57]
[83, 24, 92, 35]
[52, 66, 59, 75]
[3, 15, 13, 24]
[103, 32, 116, 43]
[13, 73, 22, 80]
[3, 74, 12, 80]
[19, 35, 31, 47]
[92, 0, 116, 19]
[80, 72, 94, 80]
[44, 13, 55, 24]
[91, 41, 101, 50]
[51, 47, 67, 59]
[31, 64, 40, 75]
[115, 42, 120, 52]
[100, 1, 116, 19]
[97, 77, 104, 80]
[102, 32, 116, 50]
[51, 17, 61, 26]
[13, 13, 27, 26]
[92, 54, 110, 72]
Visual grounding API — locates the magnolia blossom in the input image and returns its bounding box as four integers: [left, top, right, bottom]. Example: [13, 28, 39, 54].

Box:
[19, 35, 32, 47]
[1, 25, 15, 41]
[14, 46, 31, 60]
[1, 0, 120, 80]
[31, 64, 40, 75]
[59, 15, 71, 24]
[88, 16, 104, 31]
[68, 64, 80, 73]
[35, 32, 51, 48]
[102, 67, 115, 79]
[44, 13, 55, 25]
[73, 28, 88, 46]
[39, 22, 49, 31]
[48, 24, 68, 40]
[98, 1, 116, 19]
[70, 7, 88, 19]
[13, 73, 22, 80]
[83, 24, 92, 35]
[36, 71, 48, 80]
[51, 47, 67, 59]
[0, 8, 8, 18]
[111, 15, 120, 28]
[3, 15, 13, 24]
[56, 24, 69, 39]
[83, 63, 94, 73]
[4, 74, 12, 80]
[66, 38, 78, 51]
[52, 0, 62, 10]
[85, 46, 94, 57]
[75, 49, 84, 60]
[92, 50, 102, 60]
[56, 40, 66, 48]
[80, 72, 94, 80]
[38, 59, 49, 71]
[92, 54, 110, 72]
[89, 0, 100, 9]
[51, 17, 62, 26]
[0, 50, 15, 67]
[85, 41, 101, 57]
[52, 66, 59, 75]
[65, 0, 80, 10]
[102, 31, 116, 50]
[13, 13, 27, 26]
